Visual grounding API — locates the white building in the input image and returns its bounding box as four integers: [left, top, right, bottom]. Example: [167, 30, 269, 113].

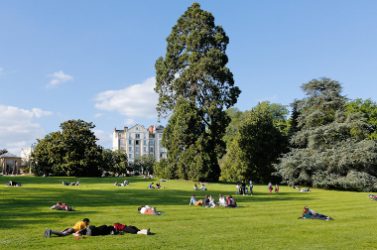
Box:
[113, 124, 167, 162]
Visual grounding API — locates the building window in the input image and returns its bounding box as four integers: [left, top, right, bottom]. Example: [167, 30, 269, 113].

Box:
[136, 133, 140, 139]
[143, 147, 147, 153]
[129, 139, 132, 144]
[129, 147, 132, 152]
[136, 140, 140, 145]
[143, 140, 146, 145]
[150, 147, 154, 153]
[129, 154, 132, 159]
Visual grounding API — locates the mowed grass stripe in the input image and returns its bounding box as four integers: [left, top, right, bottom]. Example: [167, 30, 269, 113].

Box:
[1, 176, 377, 249]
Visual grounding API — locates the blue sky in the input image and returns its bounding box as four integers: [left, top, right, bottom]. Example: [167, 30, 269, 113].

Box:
[1, 0, 377, 154]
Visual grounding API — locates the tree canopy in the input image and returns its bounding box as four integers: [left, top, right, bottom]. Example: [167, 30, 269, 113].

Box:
[155, 3, 240, 181]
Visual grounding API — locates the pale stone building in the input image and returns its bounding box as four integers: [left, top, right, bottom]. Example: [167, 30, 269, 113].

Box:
[113, 124, 167, 162]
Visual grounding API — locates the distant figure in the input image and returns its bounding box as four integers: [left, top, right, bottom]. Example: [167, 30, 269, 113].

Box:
[148, 183, 155, 189]
[189, 195, 197, 205]
[236, 183, 240, 194]
[193, 184, 198, 191]
[202, 195, 210, 207]
[44, 218, 90, 237]
[241, 181, 246, 196]
[200, 183, 207, 191]
[156, 183, 161, 189]
[268, 182, 273, 193]
[218, 195, 226, 207]
[368, 194, 377, 201]
[299, 207, 333, 221]
[7, 180, 21, 187]
[62, 181, 79, 186]
[50, 201, 74, 211]
[226, 195, 237, 208]
[300, 187, 310, 193]
[138, 205, 161, 215]
[249, 180, 253, 195]
[275, 184, 280, 193]
[208, 195, 216, 208]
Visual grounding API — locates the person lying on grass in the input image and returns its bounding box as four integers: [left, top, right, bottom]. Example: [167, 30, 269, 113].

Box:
[138, 205, 161, 215]
[50, 201, 74, 211]
[369, 194, 377, 201]
[299, 207, 333, 221]
[44, 218, 90, 237]
[74, 223, 151, 236]
[7, 180, 21, 187]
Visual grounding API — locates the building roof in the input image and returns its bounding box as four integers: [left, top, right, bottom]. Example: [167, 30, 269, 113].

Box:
[0, 153, 21, 159]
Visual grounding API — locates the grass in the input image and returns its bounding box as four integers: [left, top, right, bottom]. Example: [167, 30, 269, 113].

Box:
[0, 176, 376, 250]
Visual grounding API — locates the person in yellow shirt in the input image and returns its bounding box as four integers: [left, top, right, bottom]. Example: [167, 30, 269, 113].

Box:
[44, 218, 90, 237]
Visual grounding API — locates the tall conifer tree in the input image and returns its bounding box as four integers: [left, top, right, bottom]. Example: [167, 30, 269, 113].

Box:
[155, 3, 240, 180]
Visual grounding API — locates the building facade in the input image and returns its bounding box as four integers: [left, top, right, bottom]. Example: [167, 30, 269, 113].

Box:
[112, 124, 167, 162]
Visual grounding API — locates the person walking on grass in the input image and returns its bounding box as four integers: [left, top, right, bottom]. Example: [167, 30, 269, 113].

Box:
[44, 218, 90, 237]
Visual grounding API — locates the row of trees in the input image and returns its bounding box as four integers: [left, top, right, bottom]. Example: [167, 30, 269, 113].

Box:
[31, 120, 154, 177]
[153, 3, 377, 191]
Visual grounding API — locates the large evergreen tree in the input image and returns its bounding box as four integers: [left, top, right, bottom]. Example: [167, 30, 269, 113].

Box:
[276, 78, 377, 191]
[155, 3, 240, 181]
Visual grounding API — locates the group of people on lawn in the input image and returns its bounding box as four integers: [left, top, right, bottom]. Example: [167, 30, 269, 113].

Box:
[189, 194, 237, 208]
[44, 218, 151, 238]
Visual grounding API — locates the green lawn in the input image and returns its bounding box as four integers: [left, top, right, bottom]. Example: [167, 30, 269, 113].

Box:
[0, 176, 376, 250]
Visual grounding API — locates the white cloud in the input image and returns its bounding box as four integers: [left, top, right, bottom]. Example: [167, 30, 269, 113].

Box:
[48, 70, 73, 86]
[0, 105, 52, 155]
[95, 77, 158, 119]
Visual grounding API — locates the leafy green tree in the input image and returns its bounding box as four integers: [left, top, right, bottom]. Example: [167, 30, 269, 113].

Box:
[132, 155, 155, 176]
[32, 119, 103, 177]
[345, 98, 377, 139]
[155, 3, 240, 181]
[0, 149, 8, 155]
[276, 78, 377, 191]
[220, 102, 289, 182]
[101, 149, 128, 176]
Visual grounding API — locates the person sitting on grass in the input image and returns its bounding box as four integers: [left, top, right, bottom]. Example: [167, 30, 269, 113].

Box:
[200, 183, 207, 191]
[148, 182, 155, 189]
[156, 182, 161, 189]
[208, 195, 216, 208]
[218, 194, 226, 207]
[299, 206, 333, 221]
[189, 195, 197, 205]
[202, 195, 210, 207]
[193, 184, 198, 191]
[368, 194, 377, 201]
[44, 218, 90, 237]
[138, 205, 161, 215]
[50, 201, 74, 211]
[226, 195, 237, 208]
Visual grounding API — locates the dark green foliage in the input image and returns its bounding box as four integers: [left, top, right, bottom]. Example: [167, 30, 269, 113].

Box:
[220, 102, 289, 183]
[101, 149, 128, 176]
[0, 149, 8, 155]
[131, 155, 155, 175]
[276, 78, 377, 191]
[155, 3, 240, 181]
[32, 120, 104, 177]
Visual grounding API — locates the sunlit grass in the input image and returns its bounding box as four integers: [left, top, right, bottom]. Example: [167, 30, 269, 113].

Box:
[0, 176, 376, 249]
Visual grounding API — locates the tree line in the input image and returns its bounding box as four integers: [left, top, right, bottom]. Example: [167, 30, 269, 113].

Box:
[29, 3, 377, 191]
